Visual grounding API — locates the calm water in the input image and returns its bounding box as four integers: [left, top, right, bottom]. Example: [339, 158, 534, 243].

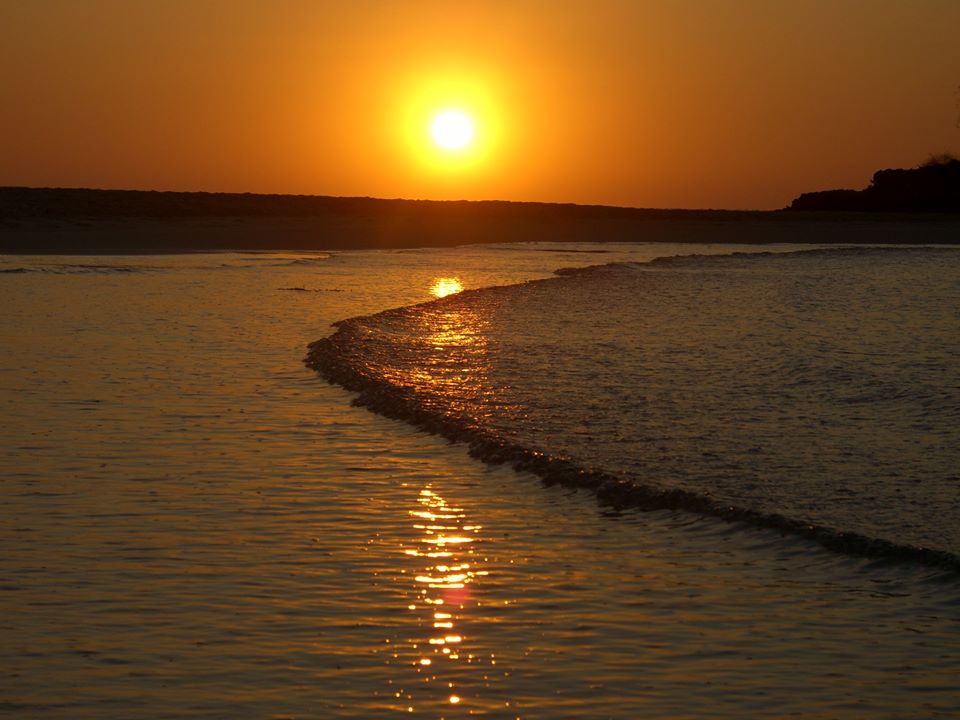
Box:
[2, 242, 959, 719]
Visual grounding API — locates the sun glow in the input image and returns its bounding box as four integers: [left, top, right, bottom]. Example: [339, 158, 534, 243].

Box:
[394, 70, 503, 176]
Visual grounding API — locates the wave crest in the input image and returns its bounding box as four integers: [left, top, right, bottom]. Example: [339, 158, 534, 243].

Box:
[308, 247, 960, 571]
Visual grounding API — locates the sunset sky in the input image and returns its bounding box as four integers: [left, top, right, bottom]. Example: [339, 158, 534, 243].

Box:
[2, 0, 958, 209]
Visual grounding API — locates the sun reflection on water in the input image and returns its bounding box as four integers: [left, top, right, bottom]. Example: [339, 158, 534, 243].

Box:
[360, 289, 523, 712]
[400, 485, 489, 713]
[431, 277, 464, 298]
[377, 294, 508, 428]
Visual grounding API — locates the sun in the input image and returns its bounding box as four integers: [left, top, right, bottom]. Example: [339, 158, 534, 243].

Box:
[430, 110, 475, 151]
[395, 73, 500, 173]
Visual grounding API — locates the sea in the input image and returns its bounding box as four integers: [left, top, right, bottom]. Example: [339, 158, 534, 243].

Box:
[2, 241, 959, 719]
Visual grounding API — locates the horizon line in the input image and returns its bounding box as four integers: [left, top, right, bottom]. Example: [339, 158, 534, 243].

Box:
[0, 184, 769, 214]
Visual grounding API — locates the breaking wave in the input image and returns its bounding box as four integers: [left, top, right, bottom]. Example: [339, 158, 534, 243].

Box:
[307, 246, 960, 571]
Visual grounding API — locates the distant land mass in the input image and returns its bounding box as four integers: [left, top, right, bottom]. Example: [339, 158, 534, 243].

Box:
[789, 157, 960, 212]
[1, 185, 958, 253]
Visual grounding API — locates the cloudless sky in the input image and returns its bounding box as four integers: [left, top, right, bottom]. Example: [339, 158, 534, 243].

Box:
[2, 0, 958, 209]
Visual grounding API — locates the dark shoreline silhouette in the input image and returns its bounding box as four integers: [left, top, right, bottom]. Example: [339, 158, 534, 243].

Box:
[2, 186, 959, 253]
[789, 158, 960, 212]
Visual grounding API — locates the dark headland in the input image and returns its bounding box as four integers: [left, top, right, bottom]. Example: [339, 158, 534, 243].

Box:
[789, 156, 960, 213]
[2, 181, 958, 254]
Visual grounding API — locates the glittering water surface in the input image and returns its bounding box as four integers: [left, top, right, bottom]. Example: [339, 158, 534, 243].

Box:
[335, 247, 960, 555]
[2, 243, 959, 719]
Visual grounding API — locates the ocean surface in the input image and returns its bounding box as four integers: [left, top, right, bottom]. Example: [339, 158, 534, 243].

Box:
[2, 241, 959, 719]
[312, 247, 960, 560]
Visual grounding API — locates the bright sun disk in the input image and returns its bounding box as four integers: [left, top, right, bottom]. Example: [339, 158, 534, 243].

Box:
[431, 110, 474, 150]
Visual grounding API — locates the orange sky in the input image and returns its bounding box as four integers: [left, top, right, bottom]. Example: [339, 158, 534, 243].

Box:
[2, 0, 958, 209]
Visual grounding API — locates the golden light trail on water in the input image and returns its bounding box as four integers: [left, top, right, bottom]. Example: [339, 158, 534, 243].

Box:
[398, 485, 491, 713]
[430, 277, 463, 298]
